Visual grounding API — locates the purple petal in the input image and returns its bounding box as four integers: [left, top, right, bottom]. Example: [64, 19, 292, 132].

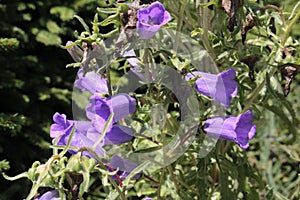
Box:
[234, 110, 256, 149]
[74, 68, 108, 94]
[215, 68, 238, 107]
[86, 94, 112, 120]
[109, 155, 141, 180]
[35, 190, 60, 200]
[104, 125, 134, 145]
[105, 93, 136, 121]
[185, 71, 202, 81]
[204, 116, 236, 141]
[91, 115, 113, 134]
[191, 68, 238, 107]
[195, 72, 218, 97]
[58, 127, 104, 157]
[73, 120, 93, 134]
[50, 113, 74, 138]
[86, 94, 136, 133]
[137, 2, 171, 39]
[204, 110, 256, 149]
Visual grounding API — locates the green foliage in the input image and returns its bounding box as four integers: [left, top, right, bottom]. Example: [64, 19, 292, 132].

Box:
[0, 0, 104, 199]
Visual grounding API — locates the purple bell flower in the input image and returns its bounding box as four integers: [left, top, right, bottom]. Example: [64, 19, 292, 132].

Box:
[74, 68, 108, 94]
[35, 190, 60, 200]
[204, 110, 256, 149]
[186, 68, 238, 107]
[86, 93, 136, 125]
[137, 1, 171, 39]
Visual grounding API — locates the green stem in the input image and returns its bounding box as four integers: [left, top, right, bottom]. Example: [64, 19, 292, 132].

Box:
[157, 168, 165, 199]
[167, 165, 180, 194]
[199, 0, 216, 59]
[106, 64, 113, 96]
[281, 8, 300, 46]
[97, 161, 126, 200]
[2, 172, 28, 181]
[174, 0, 187, 52]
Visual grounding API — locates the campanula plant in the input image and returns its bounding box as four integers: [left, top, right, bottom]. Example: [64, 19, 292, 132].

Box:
[2, 0, 300, 200]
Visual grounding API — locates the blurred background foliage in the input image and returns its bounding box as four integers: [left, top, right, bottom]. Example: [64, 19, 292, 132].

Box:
[0, 0, 299, 199]
[0, 0, 108, 199]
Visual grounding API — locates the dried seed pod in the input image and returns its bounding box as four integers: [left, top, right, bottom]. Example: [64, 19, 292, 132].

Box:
[269, 17, 276, 35]
[222, 0, 243, 32]
[81, 42, 105, 70]
[280, 64, 299, 96]
[241, 13, 259, 44]
[241, 55, 260, 81]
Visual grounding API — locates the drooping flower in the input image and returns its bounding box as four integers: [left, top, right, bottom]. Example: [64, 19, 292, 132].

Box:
[35, 190, 60, 200]
[74, 68, 108, 94]
[186, 68, 238, 107]
[137, 1, 171, 39]
[66, 41, 83, 62]
[203, 110, 256, 149]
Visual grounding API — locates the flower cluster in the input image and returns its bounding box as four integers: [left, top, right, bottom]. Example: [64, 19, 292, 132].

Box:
[51, 1, 257, 190]
[50, 67, 138, 178]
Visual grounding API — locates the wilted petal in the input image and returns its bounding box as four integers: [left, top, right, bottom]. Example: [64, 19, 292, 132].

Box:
[66, 41, 83, 62]
[74, 68, 108, 94]
[123, 49, 149, 81]
[137, 1, 171, 39]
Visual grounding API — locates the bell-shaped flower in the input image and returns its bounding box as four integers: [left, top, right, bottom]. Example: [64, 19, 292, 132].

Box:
[137, 1, 171, 39]
[186, 68, 238, 107]
[204, 110, 256, 149]
[74, 68, 108, 94]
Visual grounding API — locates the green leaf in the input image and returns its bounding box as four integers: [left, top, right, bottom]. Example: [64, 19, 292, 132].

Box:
[46, 20, 61, 34]
[35, 30, 61, 46]
[50, 6, 75, 21]
[74, 15, 91, 34]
